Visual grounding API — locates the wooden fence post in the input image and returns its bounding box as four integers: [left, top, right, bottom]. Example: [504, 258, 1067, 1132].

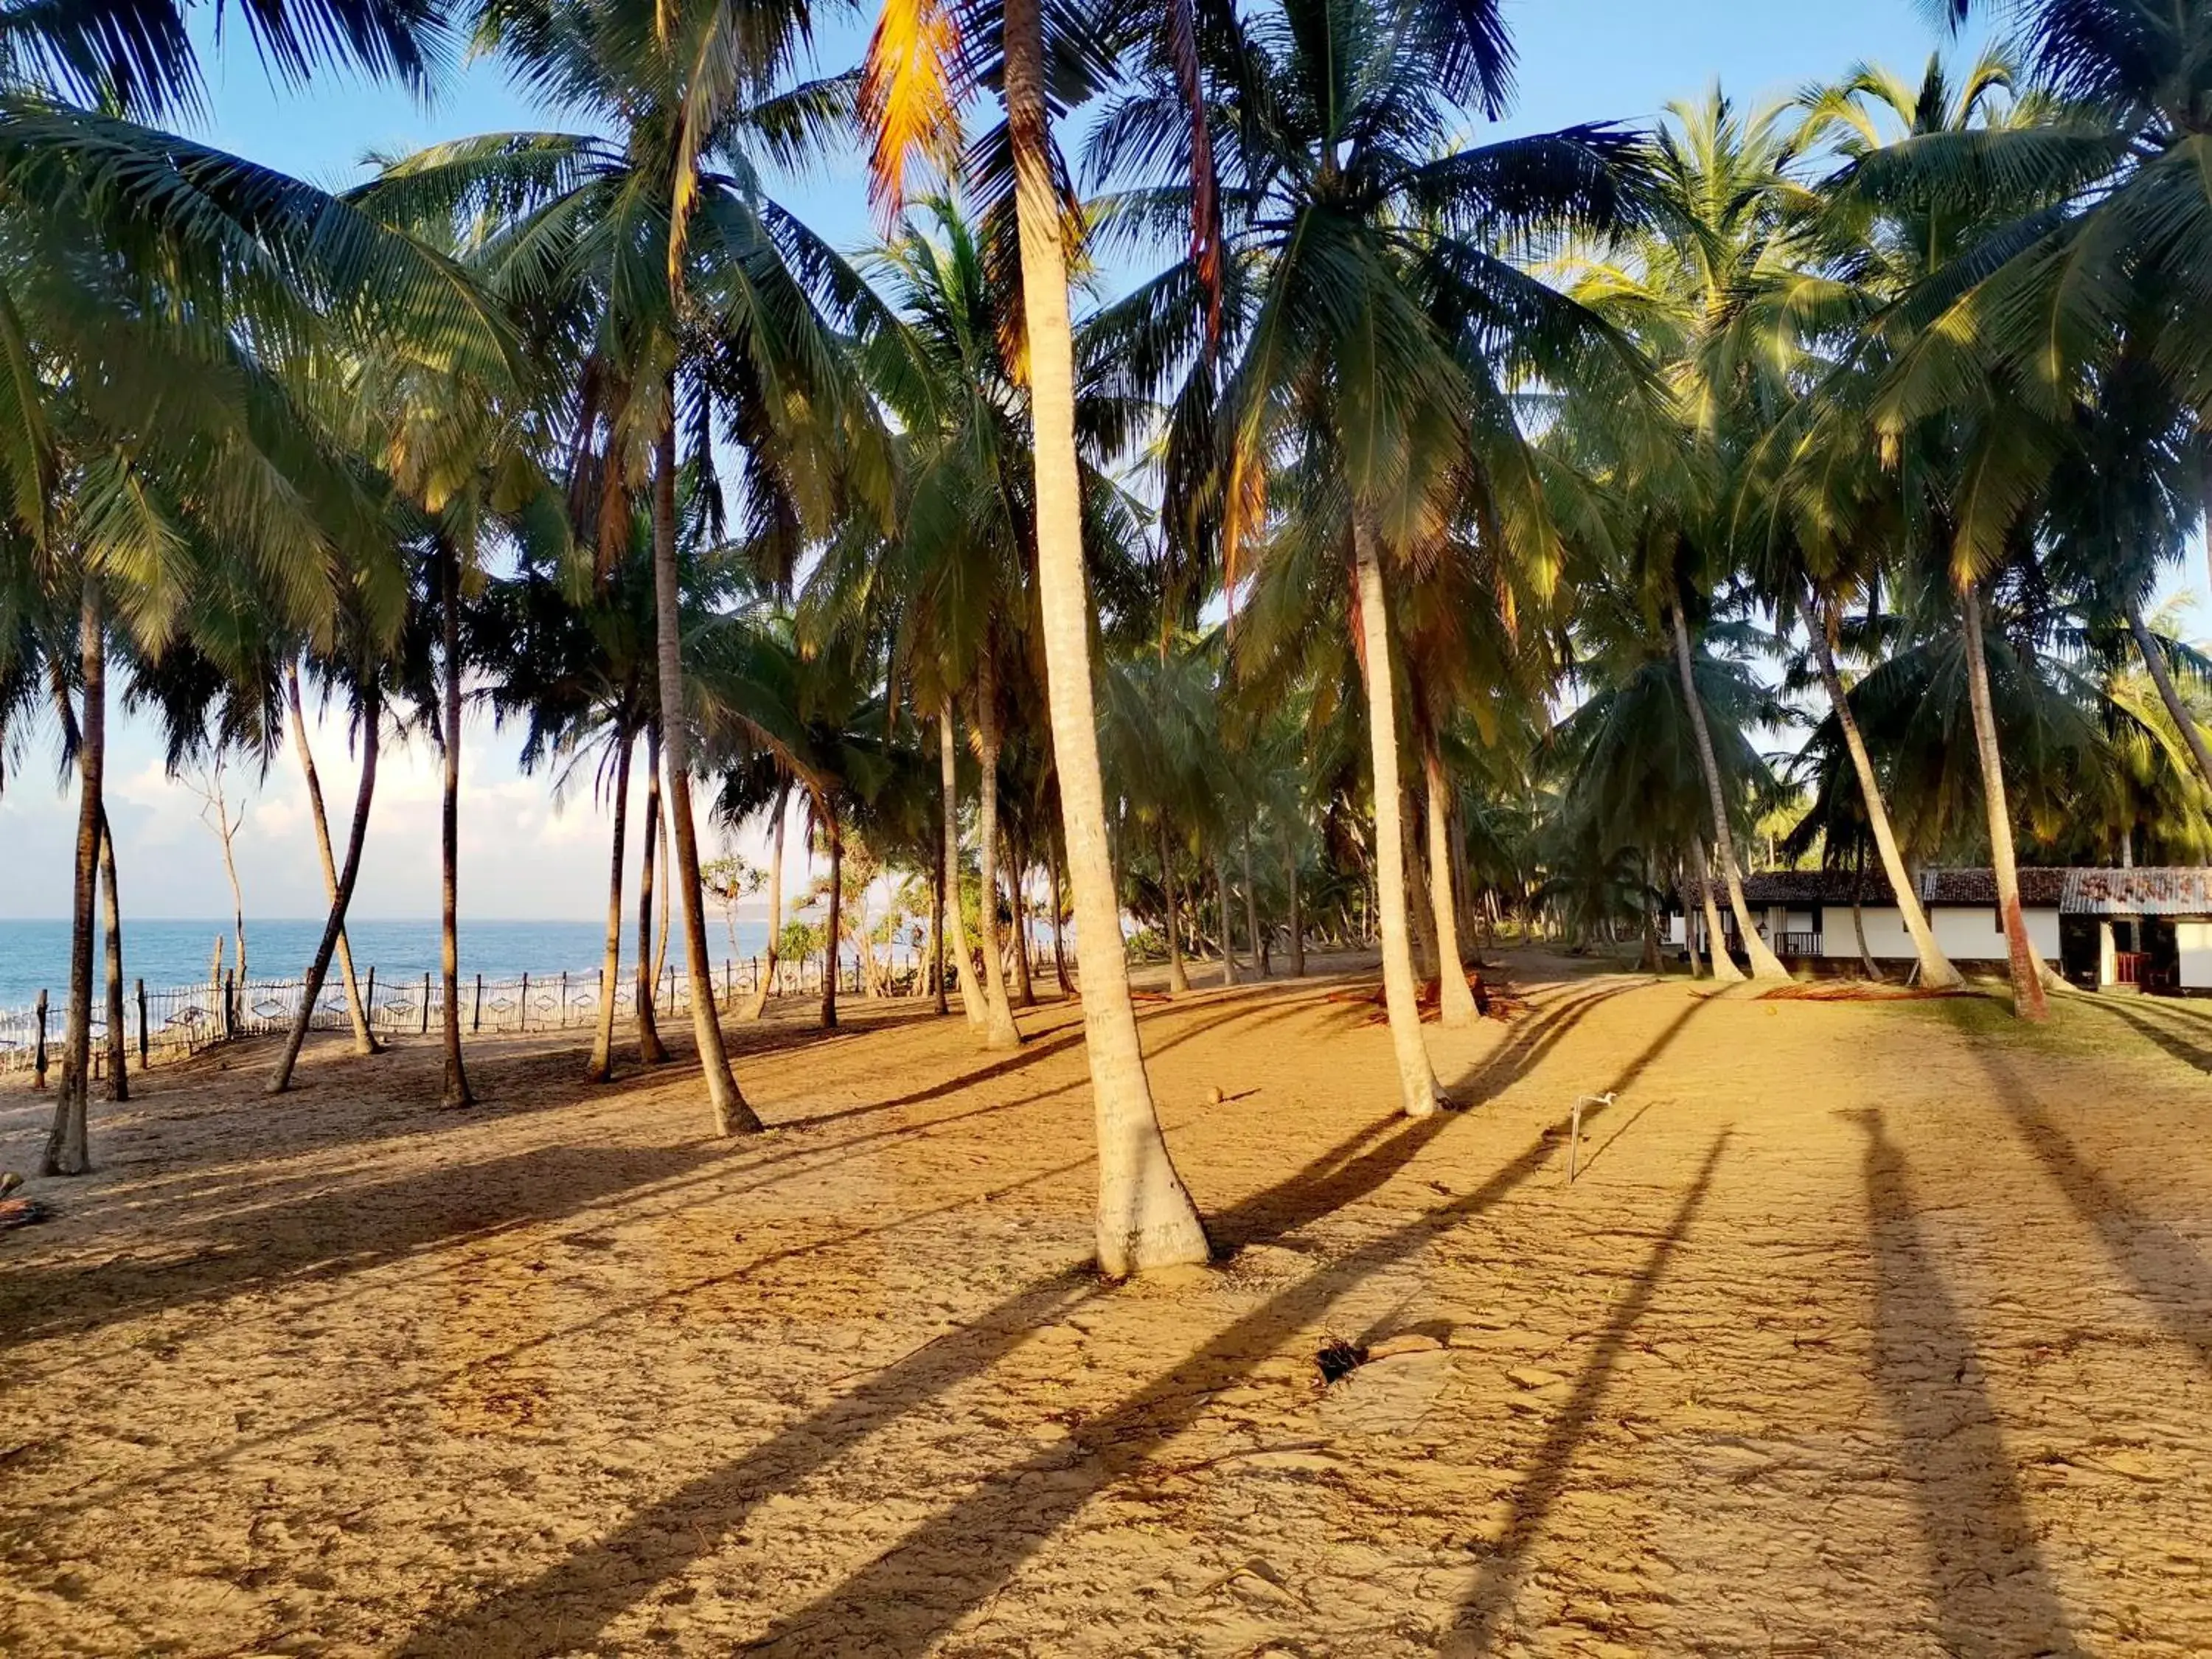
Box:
[519, 972, 529, 1032]
[559, 970, 568, 1027]
[135, 978, 147, 1066]
[32, 989, 47, 1088]
[365, 967, 377, 1036]
[420, 970, 431, 1034]
[473, 973, 483, 1034]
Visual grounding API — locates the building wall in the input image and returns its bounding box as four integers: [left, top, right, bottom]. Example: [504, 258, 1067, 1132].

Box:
[2177, 921, 2212, 990]
[1675, 903, 2062, 961]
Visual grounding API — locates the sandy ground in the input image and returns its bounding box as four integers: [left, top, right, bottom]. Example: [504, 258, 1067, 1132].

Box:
[1, 951, 2210, 1658]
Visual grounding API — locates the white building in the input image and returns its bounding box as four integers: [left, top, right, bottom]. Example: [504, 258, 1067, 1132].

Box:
[1669, 867, 2212, 992]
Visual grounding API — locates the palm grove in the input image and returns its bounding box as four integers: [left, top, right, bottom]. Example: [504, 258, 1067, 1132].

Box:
[1, 0, 2208, 1273]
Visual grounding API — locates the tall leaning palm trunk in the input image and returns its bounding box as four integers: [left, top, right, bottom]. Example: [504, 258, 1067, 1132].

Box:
[588, 723, 634, 1081]
[438, 540, 473, 1107]
[286, 664, 376, 1052]
[1214, 850, 1238, 985]
[1692, 839, 1743, 982]
[939, 709, 987, 1030]
[1158, 815, 1190, 993]
[1004, 0, 1209, 1274]
[1423, 745, 1478, 1026]
[821, 800, 843, 1029]
[1806, 589, 1961, 987]
[1285, 835, 1306, 977]
[2125, 605, 2212, 796]
[742, 784, 789, 1020]
[650, 416, 759, 1133]
[1669, 605, 1789, 979]
[100, 814, 126, 1102]
[1960, 585, 2048, 1020]
[269, 686, 381, 1093]
[636, 721, 669, 1062]
[44, 578, 104, 1175]
[1240, 835, 1262, 980]
[1352, 517, 1444, 1116]
[972, 685, 1022, 1047]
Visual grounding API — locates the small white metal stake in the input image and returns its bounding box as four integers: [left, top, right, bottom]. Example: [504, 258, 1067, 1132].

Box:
[1568, 1091, 1615, 1184]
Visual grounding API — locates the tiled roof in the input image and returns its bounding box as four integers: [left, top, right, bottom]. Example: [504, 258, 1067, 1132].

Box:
[1733, 867, 2130, 910]
[2060, 867, 2212, 916]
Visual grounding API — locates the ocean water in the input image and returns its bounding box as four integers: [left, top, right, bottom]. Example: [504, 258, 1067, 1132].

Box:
[0, 917, 782, 1011]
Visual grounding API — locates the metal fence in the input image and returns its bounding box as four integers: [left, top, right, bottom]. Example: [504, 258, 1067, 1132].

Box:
[0, 948, 935, 1082]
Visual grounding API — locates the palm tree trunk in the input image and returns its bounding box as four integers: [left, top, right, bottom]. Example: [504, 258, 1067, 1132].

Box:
[1159, 815, 1189, 993]
[1961, 585, 2049, 1020]
[931, 789, 950, 1012]
[650, 413, 758, 1133]
[1424, 744, 1477, 1026]
[1241, 834, 1263, 980]
[286, 663, 375, 1054]
[1047, 835, 1070, 995]
[973, 682, 1023, 1048]
[1670, 604, 1789, 979]
[1852, 842, 1881, 981]
[1351, 512, 1443, 1117]
[653, 802, 672, 987]
[635, 724, 669, 1062]
[439, 540, 473, 1108]
[1693, 838, 1744, 984]
[99, 811, 125, 1102]
[821, 801, 841, 1030]
[1405, 810, 1440, 980]
[1213, 849, 1239, 985]
[1284, 835, 1305, 978]
[268, 684, 380, 1095]
[1005, 0, 1210, 1274]
[742, 784, 789, 1020]
[589, 723, 634, 1082]
[1678, 853, 1705, 978]
[2126, 602, 2212, 796]
[1808, 588, 1961, 988]
[939, 708, 986, 1030]
[45, 578, 103, 1175]
[1009, 844, 1036, 1006]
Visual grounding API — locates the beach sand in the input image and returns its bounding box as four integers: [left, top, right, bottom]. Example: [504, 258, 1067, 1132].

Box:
[2, 952, 2208, 1655]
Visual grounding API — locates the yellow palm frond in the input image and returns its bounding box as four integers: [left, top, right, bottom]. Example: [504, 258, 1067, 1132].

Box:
[859, 0, 967, 221]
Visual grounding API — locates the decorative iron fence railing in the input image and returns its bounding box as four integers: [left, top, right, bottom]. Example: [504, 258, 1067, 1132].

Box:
[0, 947, 947, 1083]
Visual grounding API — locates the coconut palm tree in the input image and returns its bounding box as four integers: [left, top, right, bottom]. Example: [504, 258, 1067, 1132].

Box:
[0, 100, 509, 1157]
[1897, 0, 2212, 571]
[367, 0, 889, 1134]
[860, 0, 1217, 1273]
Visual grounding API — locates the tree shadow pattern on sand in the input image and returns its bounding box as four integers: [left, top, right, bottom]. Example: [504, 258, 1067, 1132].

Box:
[394, 983, 1711, 1658]
[1846, 1107, 2085, 1658]
[0, 1144, 720, 1353]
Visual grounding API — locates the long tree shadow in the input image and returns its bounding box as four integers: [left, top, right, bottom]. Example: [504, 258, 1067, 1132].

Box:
[1444, 1131, 1728, 1653]
[798, 983, 1320, 1127]
[2074, 996, 2212, 1072]
[397, 982, 1716, 1658]
[1974, 1047, 2212, 1374]
[1455, 981, 1641, 1109]
[0, 1142, 717, 1353]
[1846, 1107, 2084, 1658]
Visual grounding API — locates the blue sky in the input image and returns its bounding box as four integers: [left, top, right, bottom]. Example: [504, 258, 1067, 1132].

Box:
[10, 0, 2188, 925]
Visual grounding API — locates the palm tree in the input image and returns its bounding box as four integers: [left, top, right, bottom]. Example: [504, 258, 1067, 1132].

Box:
[372, 0, 887, 1135]
[0, 101, 507, 1155]
[1783, 54, 2091, 1015]
[1900, 0, 2212, 583]
[1094, 0, 1649, 1110]
[861, 0, 1214, 1273]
